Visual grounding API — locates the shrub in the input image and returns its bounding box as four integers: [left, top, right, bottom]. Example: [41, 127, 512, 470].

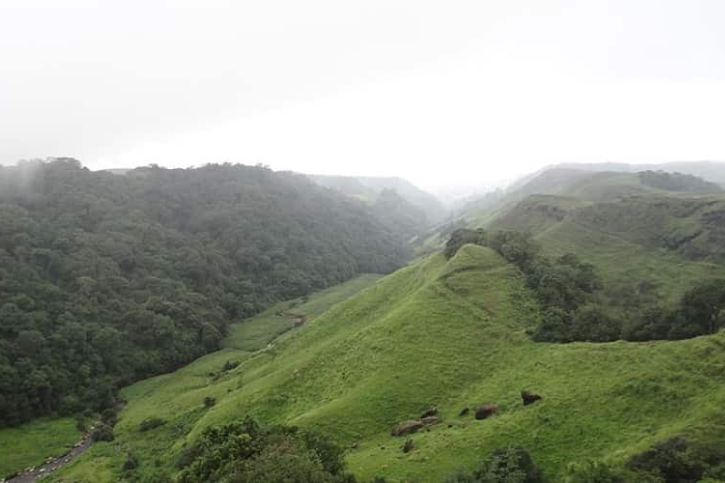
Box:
[569, 305, 621, 342]
[565, 460, 630, 483]
[526, 254, 600, 312]
[176, 446, 202, 469]
[622, 279, 725, 342]
[446, 446, 544, 483]
[204, 396, 216, 408]
[531, 308, 572, 343]
[488, 231, 541, 271]
[222, 360, 240, 372]
[92, 423, 114, 442]
[123, 455, 139, 471]
[229, 440, 340, 483]
[177, 417, 350, 483]
[627, 437, 706, 483]
[679, 279, 725, 335]
[101, 407, 118, 426]
[622, 306, 672, 341]
[444, 229, 487, 259]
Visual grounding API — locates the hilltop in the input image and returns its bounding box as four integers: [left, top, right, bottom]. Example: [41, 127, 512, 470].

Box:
[415, 166, 723, 255]
[539, 161, 725, 188]
[470, 168, 719, 222]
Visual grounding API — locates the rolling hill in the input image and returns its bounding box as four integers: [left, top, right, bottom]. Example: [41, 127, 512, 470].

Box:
[8, 163, 725, 482]
[44, 245, 725, 482]
[539, 161, 725, 188]
[468, 169, 720, 224]
[490, 184, 725, 309]
[416, 166, 723, 257]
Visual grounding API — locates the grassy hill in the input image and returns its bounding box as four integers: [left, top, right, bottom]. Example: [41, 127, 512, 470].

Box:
[47, 246, 725, 482]
[417, 168, 722, 258]
[461, 168, 721, 229]
[490, 192, 725, 308]
[542, 161, 725, 188]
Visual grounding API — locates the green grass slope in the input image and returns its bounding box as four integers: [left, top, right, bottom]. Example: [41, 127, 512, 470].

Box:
[0, 417, 81, 478]
[47, 274, 381, 482]
[50, 247, 725, 482]
[464, 168, 719, 230]
[423, 168, 721, 257]
[491, 193, 725, 305]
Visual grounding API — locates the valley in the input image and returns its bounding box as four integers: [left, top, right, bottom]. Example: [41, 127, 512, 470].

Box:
[3, 162, 725, 482]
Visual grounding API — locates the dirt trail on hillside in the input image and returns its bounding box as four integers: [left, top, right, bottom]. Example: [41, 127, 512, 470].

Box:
[6, 432, 93, 483]
[265, 312, 307, 350]
[282, 312, 306, 326]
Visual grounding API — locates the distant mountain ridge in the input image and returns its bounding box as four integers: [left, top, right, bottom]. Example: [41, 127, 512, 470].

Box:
[307, 174, 447, 226]
[417, 163, 724, 257]
[462, 166, 722, 226]
[513, 161, 725, 189]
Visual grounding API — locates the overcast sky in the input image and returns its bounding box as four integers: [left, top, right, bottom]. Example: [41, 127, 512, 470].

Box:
[1, 0, 725, 190]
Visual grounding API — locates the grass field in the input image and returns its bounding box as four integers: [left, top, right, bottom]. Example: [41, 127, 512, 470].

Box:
[537, 218, 725, 304]
[46, 273, 382, 482]
[223, 274, 382, 352]
[47, 246, 725, 482]
[0, 417, 81, 478]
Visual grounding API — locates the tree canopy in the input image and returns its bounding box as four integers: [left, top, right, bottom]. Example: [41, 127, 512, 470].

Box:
[0, 159, 409, 426]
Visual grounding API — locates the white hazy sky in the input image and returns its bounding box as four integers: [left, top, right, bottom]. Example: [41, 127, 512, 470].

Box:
[1, 0, 725, 189]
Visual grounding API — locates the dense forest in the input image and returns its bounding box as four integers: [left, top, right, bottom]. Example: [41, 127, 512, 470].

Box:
[307, 174, 447, 226]
[0, 159, 410, 427]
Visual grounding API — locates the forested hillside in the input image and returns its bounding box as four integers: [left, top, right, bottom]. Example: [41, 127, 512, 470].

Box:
[308, 174, 447, 227]
[0, 159, 408, 427]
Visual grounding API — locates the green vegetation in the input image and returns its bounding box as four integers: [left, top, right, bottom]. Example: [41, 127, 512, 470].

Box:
[446, 227, 725, 343]
[445, 447, 544, 483]
[638, 170, 722, 193]
[0, 159, 406, 427]
[457, 167, 721, 232]
[0, 417, 80, 478]
[223, 274, 381, 353]
[44, 273, 380, 482]
[46, 245, 725, 482]
[177, 417, 351, 482]
[444, 168, 725, 344]
[8, 164, 725, 482]
[445, 229, 608, 342]
[139, 417, 167, 432]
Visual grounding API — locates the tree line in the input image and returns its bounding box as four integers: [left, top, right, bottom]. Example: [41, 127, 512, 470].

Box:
[445, 229, 725, 343]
